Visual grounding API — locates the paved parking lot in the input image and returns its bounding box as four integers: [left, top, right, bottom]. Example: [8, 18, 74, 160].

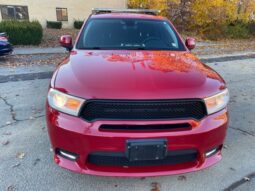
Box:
[0, 56, 255, 191]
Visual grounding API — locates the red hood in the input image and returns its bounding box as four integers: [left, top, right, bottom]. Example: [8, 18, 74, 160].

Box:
[54, 50, 225, 99]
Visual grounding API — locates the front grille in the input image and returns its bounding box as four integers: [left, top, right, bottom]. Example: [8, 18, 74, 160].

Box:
[100, 123, 191, 131]
[80, 100, 207, 121]
[87, 149, 198, 167]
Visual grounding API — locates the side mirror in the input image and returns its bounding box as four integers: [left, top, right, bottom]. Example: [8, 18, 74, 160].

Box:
[185, 37, 196, 50]
[60, 35, 73, 51]
[0, 32, 8, 42]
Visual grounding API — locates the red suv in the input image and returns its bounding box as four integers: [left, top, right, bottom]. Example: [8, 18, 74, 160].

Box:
[46, 9, 229, 177]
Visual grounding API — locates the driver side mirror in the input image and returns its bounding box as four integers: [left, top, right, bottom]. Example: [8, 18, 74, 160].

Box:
[60, 35, 73, 51]
[185, 37, 196, 50]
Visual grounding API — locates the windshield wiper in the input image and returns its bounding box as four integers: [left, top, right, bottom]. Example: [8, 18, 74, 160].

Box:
[80, 47, 102, 50]
[91, 47, 101, 50]
[78, 47, 175, 50]
[121, 46, 149, 50]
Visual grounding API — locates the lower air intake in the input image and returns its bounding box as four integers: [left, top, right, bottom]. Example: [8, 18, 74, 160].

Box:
[87, 149, 198, 167]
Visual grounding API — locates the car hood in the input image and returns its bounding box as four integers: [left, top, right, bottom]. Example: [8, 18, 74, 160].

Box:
[54, 50, 226, 99]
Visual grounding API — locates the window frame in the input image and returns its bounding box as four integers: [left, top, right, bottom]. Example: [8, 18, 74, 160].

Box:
[0, 4, 29, 21]
[56, 7, 68, 22]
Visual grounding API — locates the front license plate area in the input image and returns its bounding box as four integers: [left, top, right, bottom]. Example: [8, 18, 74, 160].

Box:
[126, 139, 167, 161]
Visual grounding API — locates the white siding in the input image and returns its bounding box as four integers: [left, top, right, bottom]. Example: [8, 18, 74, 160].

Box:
[0, 0, 127, 28]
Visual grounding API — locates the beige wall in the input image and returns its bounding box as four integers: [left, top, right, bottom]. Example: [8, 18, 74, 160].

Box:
[0, 0, 127, 28]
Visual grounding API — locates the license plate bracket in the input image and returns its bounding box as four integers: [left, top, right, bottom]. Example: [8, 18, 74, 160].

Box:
[126, 139, 167, 161]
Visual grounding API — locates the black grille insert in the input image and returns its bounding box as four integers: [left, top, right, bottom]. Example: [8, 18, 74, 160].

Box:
[100, 123, 191, 131]
[80, 100, 207, 121]
[87, 149, 198, 167]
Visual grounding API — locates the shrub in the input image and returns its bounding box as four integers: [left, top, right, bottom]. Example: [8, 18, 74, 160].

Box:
[226, 21, 250, 39]
[248, 21, 255, 36]
[74, 20, 83, 29]
[195, 20, 252, 40]
[0, 20, 43, 45]
[46, 21, 62, 29]
[198, 23, 227, 40]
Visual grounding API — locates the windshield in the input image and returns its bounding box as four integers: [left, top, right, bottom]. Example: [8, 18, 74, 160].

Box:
[76, 18, 186, 51]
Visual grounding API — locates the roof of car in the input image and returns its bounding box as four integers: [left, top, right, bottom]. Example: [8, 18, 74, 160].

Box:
[90, 13, 166, 20]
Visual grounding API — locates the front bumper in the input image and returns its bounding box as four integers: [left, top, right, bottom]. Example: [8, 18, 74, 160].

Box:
[46, 103, 228, 177]
[0, 47, 13, 56]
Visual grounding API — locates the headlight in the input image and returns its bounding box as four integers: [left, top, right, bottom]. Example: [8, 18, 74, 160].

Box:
[204, 89, 229, 115]
[48, 88, 85, 116]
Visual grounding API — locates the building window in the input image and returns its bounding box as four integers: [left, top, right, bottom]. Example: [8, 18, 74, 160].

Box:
[56, 8, 68, 21]
[0, 5, 29, 20]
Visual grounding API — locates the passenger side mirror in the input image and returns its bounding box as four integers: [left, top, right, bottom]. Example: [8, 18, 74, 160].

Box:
[185, 37, 196, 50]
[60, 35, 73, 51]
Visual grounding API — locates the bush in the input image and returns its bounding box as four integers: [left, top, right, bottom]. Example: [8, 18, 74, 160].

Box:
[198, 23, 227, 40]
[195, 20, 252, 40]
[226, 21, 250, 39]
[248, 21, 255, 36]
[46, 21, 62, 29]
[0, 20, 43, 45]
[74, 20, 83, 29]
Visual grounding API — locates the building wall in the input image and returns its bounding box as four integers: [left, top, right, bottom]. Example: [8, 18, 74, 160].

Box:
[0, 0, 127, 28]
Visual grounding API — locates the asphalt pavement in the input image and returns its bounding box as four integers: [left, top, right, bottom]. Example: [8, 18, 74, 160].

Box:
[0, 55, 255, 191]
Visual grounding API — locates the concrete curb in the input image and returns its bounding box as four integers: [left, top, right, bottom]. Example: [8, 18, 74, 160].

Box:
[13, 47, 66, 55]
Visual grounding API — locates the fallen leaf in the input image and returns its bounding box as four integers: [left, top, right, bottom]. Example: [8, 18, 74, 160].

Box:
[223, 145, 229, 149]
[230, 167, 236, 171]
[12, 162, 21, 168]
[2, 140, 9, 145]
[7, 185, 15, 191]
[33, 158, 40, 166]
[178, 175, 187, 181]
[16, 152, 26, 159]
[151, 182, 160, 191]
